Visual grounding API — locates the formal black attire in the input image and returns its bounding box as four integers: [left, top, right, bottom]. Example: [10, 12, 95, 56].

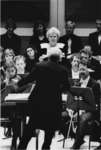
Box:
[87, 58, 101, 80]
[29, 35, 48, 58]
[1, 32, 21, 55]
[17, 59, 70, 150]
[59, 34, 83, 57]
[71, 77, 100, 149]
[25, 57, 37, 73]
[88, 31, 101, 56]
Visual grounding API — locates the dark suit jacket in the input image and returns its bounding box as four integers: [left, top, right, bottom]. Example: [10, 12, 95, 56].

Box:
[87, 58, 101, 80]
[87, 78, 100, 109]
[18, 60, 70, 129]
[1, 33, 21, 55]
[59, 34, 83, 56]
[88, 31, 101, 56]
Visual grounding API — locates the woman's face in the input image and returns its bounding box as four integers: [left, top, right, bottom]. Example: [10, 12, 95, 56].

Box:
[27, 48, 35, 58]
[36, 24, 44, 35]
[8, 67, 16, 78]
[15, 59, 26, 74]
[71, 56, 80, 71]
[5, 54, 14, 64]
[48, 32, 58, 47]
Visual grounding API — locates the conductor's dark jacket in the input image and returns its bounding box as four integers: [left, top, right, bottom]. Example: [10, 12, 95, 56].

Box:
[18, 60, 70, 130]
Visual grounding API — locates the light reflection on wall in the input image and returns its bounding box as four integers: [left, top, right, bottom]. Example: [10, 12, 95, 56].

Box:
[0, 27, 96, 37]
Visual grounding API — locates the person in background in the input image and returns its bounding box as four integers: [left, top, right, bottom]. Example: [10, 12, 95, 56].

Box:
[5, 64, 21, 86]
[88, 19, 101, 56]
[25, 45, 38, 73]
[1, 18, 21, 55]
[80, 45, 101, 80]
[14, 55, 27, 76]
[13, 50, 70, 150]
[68, 53, 80, 84]
[59, 19, 83, 58]
[0, 46, 4, 68]
[3, 48, 15, 71]
[29, 20, 48, 59]
[39, 27, 64, 62]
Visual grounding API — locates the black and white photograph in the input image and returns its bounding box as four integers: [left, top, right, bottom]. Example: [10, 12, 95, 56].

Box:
[0, 0, 101, 150]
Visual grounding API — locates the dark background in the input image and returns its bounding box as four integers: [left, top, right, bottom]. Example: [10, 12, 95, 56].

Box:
[1, 0, 50, 23]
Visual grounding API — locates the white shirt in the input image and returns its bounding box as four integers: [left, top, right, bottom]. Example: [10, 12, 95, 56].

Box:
[67, 39, 72, 54]
[80, 76, 90, 88]
[98, 35, 101, 45]
[72, 69, 79, 79]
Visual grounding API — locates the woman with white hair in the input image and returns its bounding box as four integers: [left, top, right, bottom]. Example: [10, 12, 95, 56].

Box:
[39, 27, 65, 62]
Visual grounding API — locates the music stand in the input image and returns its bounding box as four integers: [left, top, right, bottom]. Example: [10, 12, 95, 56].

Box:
[69, 86, 96, 131]
[62, 86, 96, 148]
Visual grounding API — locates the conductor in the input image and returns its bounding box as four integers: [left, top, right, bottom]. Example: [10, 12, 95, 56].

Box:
[15, 50, 70, 150]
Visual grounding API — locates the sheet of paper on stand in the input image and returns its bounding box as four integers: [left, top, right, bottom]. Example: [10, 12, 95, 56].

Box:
[5, 93, 30, 101]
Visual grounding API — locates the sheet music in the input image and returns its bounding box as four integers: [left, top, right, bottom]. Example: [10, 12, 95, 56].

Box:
[4, 83, 35, 102]
[5, 93, 30, 101]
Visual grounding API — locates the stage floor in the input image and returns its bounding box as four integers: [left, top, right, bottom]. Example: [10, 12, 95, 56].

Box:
[0, 127, 100, 150]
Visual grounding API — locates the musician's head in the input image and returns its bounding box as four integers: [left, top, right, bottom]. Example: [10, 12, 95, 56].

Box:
[5, 18, 16, 35]
[79, 63, 89, 80]
[80, 46, 92, 64]
[46, 27, 60, 46]
[14, 55, 26, 74]
[6, 64, 17, 79]
[70, 53, 80, 72]
[65, 19, 76, 35]
[96, 19, 101, 33]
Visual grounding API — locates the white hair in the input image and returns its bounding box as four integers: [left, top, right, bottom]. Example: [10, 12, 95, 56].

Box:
[46, 27, 60, 39]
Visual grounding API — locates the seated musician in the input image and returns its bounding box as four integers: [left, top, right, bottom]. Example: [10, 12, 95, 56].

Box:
[39, 27, 64, 62]
[70, 62, 101, 149]
[59, 53, 80, 138]
[80, 45, 101, 80]
[68, 53, 80, 86]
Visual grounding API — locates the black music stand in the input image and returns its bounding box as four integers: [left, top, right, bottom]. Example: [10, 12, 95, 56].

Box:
[62, 86, 96, 148]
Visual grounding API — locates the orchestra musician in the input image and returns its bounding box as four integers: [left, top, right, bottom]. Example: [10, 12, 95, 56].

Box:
[59, 19, 83, 57]
[71, 63, 100, 149]
[88, 19, 101, 56]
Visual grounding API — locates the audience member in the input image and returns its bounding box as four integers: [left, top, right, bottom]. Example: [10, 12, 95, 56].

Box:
[13, 51, 70, 150]
[1, 18, 21, 55]
[59, 19, 83, 58]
